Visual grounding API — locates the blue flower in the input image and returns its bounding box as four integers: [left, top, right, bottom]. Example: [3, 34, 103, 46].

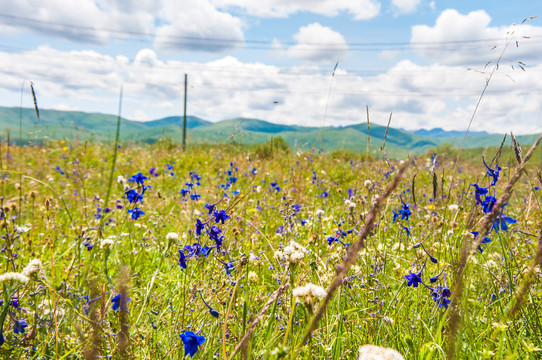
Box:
[481, 196, 497, 213]
[111, 293, 131, 312]
[179, 331, 205, 358]
[405, 270, 423, 288]
[83, 240, 94, 251]
[128, 207, 144, 220]
[204, 203, 216, 214]
[400, 224, 411, 237]
[223, 260, 235, 275]
[200, 294, 220, 318]
[178, 250, 187, 269]
[13, 319, 28, 334]
[431, 286, 452, 309]
[492, 214, 517, 232]
[471, 231, 492, 253]
[125, 189, 143, 204]
[180, 189, 191, 197]
[190, 193, 201, 201]
[195, 219, 206, 236]
[208, 226, 223, 251]
[213, 210, 230, 224]
[471, 184, 489, 205]
[129, 172, 148, 185]
[483, 157, 502, 186]
[399, 203, 412, 221]
[55, 166, 65, 175]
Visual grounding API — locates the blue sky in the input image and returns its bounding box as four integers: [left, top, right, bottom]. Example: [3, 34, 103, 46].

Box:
[0, 0, 541, 134]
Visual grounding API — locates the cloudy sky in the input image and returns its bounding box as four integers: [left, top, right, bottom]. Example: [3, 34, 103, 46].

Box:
[0, 0, 541, 134]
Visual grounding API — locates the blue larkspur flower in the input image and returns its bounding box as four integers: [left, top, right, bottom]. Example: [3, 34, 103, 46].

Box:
[13, 319, 28, 334]
[201, 245, 213, 257]
[471, 184, 489, 205]
[471, 231, 492, 253]
[200, 294, 220, 318]
[492, 214, 517, 232]
[111, 293, 131, 312]
[195, 219, 206, 236]
[128, 207, 144, 220]
[180, 331, 205, 358]
[481, 196, 497, 214]
[125, 189, 143, 204]
[208, 226, 223, 251]
[431, 286, 452, 309]
[179, 250, 187, 269]
[405, 270, 423, 288]
[399, 202, 412, 221]
[213, 210, 230, 224]
[129, 172, 148, 185]
[204, 203, 216, 214]
[483, 157, 502, 186]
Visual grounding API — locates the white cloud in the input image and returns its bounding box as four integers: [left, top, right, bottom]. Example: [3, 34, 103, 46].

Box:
[212, 0, 381, 20]
[0, 0, 244, 52]
[153, 0, 244, 52]
[411, 9, 542, 65]
[287, 23, 348, 63]
[131, 109, 152, 121]
[392, 0, 421, 15]
[0, 0, 154, 44]
[0, 46, 540, 134]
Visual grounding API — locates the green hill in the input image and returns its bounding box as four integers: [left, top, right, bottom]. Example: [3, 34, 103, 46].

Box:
[0, 106, 539, 159]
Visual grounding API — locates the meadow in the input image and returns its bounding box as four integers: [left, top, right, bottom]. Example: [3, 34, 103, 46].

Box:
[0, 135, 541, 359]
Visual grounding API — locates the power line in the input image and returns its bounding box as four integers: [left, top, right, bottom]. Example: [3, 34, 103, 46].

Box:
[0, 42, 531, 78]
[0, 12, 539, 50]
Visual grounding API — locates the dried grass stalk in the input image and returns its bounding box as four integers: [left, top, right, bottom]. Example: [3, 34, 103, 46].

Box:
[228, 281, 290, 360]
[117, 266, 131, 358]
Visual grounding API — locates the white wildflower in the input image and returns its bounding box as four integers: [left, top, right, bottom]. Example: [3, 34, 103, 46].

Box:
[364, 180, 373, 188]
[16, 225, 31, 234]
[100, 236, 116, 249]
[382, 316, 394, 325]
[166, 232, 179, 241]
[117, 175, 126, 184]
[0, 272, 29, 284]
[293, 283, 327, 307]
[248, 271, 258, 282]
[358, 345, 404, 360]
[345, 200, 356, 209]
[448, 204, 459, 211]
[282, 241, 307, 264]
[22, 259, 42, 277]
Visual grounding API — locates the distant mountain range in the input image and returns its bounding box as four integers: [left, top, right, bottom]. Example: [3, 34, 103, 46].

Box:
[0, 106, 539, 158]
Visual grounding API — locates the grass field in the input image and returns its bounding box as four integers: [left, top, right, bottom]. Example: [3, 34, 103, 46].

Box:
[0, 137, 541, 359]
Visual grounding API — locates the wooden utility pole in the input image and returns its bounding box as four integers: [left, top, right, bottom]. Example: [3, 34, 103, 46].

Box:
[182, 73, 187, 151]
